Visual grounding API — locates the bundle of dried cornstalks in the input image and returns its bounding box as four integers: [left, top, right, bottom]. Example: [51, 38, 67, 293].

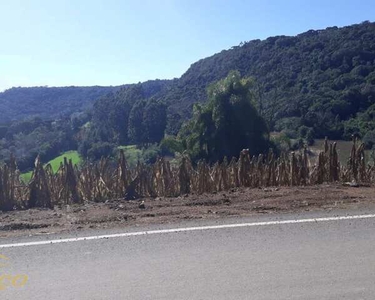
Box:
[1, 140, 373, 211]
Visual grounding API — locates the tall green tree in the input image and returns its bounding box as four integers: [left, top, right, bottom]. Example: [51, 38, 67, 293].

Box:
[128, 99, 146, 144]
[90, 84, 145, 145]
[179, 71, 269, 162]
[143, 100, 167, 144]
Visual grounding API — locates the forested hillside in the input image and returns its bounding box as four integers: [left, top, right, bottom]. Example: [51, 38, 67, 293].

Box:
[0, 79, 174, 170]
[88, 21, 375, 144]
[0, 86, 119, 122]
[161, 21, 375, 139]
[1, 21, 375, 170]
[80, 80, 172, 159]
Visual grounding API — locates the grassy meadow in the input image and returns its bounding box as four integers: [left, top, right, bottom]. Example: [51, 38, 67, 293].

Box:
[20, 151, 82, 183]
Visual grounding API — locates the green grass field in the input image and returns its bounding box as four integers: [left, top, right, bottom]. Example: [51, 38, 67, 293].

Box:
[20, 151, 82, 183]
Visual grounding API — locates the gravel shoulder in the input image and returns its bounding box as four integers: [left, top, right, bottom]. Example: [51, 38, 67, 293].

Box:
[1, 184, 375, 238]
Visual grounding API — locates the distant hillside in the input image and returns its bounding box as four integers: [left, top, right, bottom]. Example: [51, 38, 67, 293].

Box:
[2, 21, 375, 170]
[158, 21, 375, 139]
[0, 79, 177, 124]
[0, 86, 119, 123]
[87, 79, 174, 148]
[2, 21, 375, 142]
[88, 21, 375, 144]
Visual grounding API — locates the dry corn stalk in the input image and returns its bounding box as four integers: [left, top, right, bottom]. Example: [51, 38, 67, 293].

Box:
[0, 138, 374, 211]
[28, 156, 53, 209]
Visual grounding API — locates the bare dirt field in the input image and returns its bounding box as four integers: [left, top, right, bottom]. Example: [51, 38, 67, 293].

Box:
[1, 184, 375, 238]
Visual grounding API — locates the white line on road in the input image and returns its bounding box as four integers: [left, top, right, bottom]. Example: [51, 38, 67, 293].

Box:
[1, 214, 375, 249]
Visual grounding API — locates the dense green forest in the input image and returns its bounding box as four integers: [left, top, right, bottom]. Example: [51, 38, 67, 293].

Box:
[0, 117, 78, 170]
[85, 21, 375, 143]
[1, 21, 375, 170]
[163, 21, 375, 138]
[0, 86, 120, 122]
[79, 80, 171, 160]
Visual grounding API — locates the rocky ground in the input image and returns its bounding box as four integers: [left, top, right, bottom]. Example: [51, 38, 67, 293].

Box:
[1, 184, 375, 238]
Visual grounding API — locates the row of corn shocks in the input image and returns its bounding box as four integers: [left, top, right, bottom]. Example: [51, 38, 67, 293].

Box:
[0, 138, 373, 211]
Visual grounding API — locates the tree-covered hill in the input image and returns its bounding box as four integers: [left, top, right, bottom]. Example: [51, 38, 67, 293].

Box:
[160, 21, 375, 139]
[1, 21, 375, 168]
[89, 80, 172, 144]
[0, 86, 120, 123]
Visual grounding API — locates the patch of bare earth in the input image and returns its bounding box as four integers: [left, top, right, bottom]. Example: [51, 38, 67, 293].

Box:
[1, 184, 375, 238]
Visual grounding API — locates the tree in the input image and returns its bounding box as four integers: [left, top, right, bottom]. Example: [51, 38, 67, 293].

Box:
[179, 71, 269, 162]
[90, 84, 145, 145]
[160, 136, 184, 155]
[87, 142, 115, 161]
[363, 129, 375, 149]
[127, 99, 167, 145]
[143, 100, 167, 144]
[128, 100, 146, 144]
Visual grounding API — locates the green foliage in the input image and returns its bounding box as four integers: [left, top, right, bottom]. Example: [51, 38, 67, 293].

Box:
[0, 117, 78, 171]
[305, 128, 315, 146]
[141, 144, 161, 164]
[20, 171, 33, 183]
[117, 145, 142, 168]
[363, 130, 375, 149]
[292, 138, 305, 150]
[298, 125, 309, 139]
[2, 22, 375, 169]
[343, 103, 375, 139]
[117, 144, 161, 168]
[143, 100, 167, 144]
[127, 99, 167, 144]
[48, 151, 81, 172]
[270, 133, 292, 152]
[82, 82, 168, 155]
[275, 117, 302, 133]
[20, 151, 81, 183]
[128, 100, 147, 144]
[298, 125, 315, 146]
[160, 136, 184, 156]
[87, 142, 115, 161]
[70, 112, 91, 131]
[89, 85, 145, 145]
[179, 71, 269, 162]
[161, 22, 375, 140]
[0, 86, 117, 122]
[74, 22, 375, 146]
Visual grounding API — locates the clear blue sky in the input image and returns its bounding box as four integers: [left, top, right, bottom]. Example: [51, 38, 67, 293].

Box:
[0, 0, 374, 91]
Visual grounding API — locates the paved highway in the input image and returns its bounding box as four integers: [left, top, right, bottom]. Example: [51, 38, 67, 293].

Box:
[1, 210, 375, 299]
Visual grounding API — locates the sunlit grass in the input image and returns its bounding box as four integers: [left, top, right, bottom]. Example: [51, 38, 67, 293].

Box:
[20, 151, 82, 183]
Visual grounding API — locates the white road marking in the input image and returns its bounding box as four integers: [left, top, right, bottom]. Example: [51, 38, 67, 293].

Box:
[1, 214, 375, 249]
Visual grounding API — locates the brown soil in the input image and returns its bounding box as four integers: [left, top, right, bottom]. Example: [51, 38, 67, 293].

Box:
[1, 184, 375, 238]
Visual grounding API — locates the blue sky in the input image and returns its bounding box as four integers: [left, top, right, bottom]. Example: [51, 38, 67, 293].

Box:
[0, 0, 374, 91]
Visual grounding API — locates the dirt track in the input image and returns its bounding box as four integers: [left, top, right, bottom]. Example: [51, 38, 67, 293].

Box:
[1, 184, 375, 238]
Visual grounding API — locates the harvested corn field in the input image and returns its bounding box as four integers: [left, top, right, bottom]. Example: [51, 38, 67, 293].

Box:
[0, 138, 374, 212]
[1, 184, 375, 238]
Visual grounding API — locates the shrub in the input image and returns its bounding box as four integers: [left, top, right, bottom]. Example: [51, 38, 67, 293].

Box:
[305, 128, 315, 146]
[363, 130, 375, 149]
[87, 142, 115, 161]
[160, 136, 184, 156]
[142, 144, 161, 164]
[271, 133, 291, 152]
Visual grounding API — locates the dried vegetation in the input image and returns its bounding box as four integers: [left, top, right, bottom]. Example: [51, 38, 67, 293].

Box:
[1, 138, 374, 211]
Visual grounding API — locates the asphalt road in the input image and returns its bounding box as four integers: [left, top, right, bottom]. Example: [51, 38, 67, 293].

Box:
[1, 210, 375, 300]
